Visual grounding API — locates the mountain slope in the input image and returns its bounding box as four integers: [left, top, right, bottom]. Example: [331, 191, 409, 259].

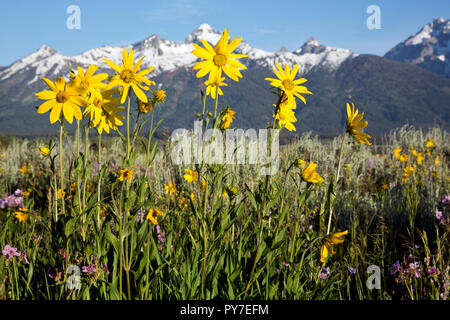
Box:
[0, 23, 449, 136]
[385, 18, 449, 78]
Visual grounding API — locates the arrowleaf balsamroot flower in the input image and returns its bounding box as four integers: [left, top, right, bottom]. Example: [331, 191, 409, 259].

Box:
[345, 102, 371, 145]
[153, 89, 166, 103]
[265, 62, 312, 104]
[39, 147, 50, 157]
[220, 108, 236, 129]
[393, 147, 402, 159]
[117, 169, 134, 184]
[36, 77, 87, 124]
[301, 162, 324, 184]
[164, 182, 177, 195]
[104, 48, 156, 103]
[426, 138, 435, 148]
[15, 208, 29, 223]
[70, 65, 108, 99]
[84, 89, 124, 134]
[192, 28, 248, 82]
[184, 169, 198, 183]
[146, 208, 164, 225]
[205, 76, 227, 100]
[320, 230, 348, 264]
[274, 99, 297, 132]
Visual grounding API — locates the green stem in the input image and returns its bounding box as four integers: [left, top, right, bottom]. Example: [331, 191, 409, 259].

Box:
[146, 107, 155, 170]
[126, 91, 131, 162]
[326, 133, 346, 235]
[59, 118, 65, 218]
[97, 133, 102, 227]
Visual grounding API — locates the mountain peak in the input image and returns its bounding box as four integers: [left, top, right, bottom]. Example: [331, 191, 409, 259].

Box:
[384, 18, 449, 78]
[185, 23, 222, 44]
[36, 44, 58, 56]
[295, 37, 326, 54]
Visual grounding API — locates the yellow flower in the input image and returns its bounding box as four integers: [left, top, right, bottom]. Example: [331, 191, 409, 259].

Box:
[23, 190, 31, 197]
[104, 48, 156, 104]
[399, 154, 408, 162]
[15, 208, 29, 223]
[190, 193, 195, 201]
[220, 108, 236, 129]
[382, 183, 388, 190]
[402, 165, 414, 182]
[295, 159, 306, 168]
[138, 100, 154, 113]
[164, 181, 177, 195]
[393, 147, 402, 159]
[320, 230, 348, 264]
[265, 62, 312, 104]
[415, 152, 424, 165]
[434, 156, 440, 165]
[345, 103, 371, 145]
[84, 89, 124, 135]
[184, 169, 198, 183]
[146, 208, 164, 225]
[69, 65, 108, 99]
[18, 165, 30, 174]
[117, 169, 134, 184]
[205, 76, 227, 99]
[426, 138, 434, 148]
[57, 189, 65, 199]
[301, 162, 324, 184]
[192, 28, 248, 82]
[39, 147, 50, 157]
[201, 178, 206, 192]
[153, 89, 166, 103]
[274, 100, 297, 131]
[36, 77, 87, 124]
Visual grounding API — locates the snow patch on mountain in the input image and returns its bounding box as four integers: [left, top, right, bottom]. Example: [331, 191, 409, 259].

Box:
[0, 23, 356, 86]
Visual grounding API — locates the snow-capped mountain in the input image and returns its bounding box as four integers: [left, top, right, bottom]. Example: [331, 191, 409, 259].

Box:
[385, 18, 449, 78]
[0, 23, 356, 86]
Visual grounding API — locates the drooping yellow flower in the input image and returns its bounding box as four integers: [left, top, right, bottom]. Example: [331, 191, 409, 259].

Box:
[201, 178, 206, 192]
[69, 65, 108, 99]
[153, 89, 166, 103]
[265, 62, 312, 104]
[117, 168, 134, 184]
[393, 147, 402, 159]
[164, 181, 177, 195]
[104, 48, 156, 104]
[320, 230, 348, 264]
[39, 147, 50, 157]
[220, 108, 236, 129]
[36, 77, 87, 124]
[345, 103, 371, 145]
[426, 138, 435, 148]
[84, 89, 124, 135]
[192, 28, 248, 82]
[15, 208, 29, 223]
[399, 154, 408, 162]
[138, 100, 154, 113]
[301, 162, 324, 184]
[274, 100, 297, 132]
[184, 169, 198, 183]
[146, 208, 164, 225]
[205, 76, 227, 99]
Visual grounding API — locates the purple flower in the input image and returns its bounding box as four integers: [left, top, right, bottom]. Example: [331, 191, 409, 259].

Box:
[319, 266, 331, 280]
[2, 244, 21, 260]
[22, 252, 29, 264]
[442, 195, 450, 205]
[435, 210, 445, 225]
[427, 267, 437, 275]
[409, 262, 421, 278]
[391, 260, 401, 275]
[348, 267, 357, 274]
[14, 189, 23, 197]
[82, 264, 97, 274]
[389, 182, 397, 189]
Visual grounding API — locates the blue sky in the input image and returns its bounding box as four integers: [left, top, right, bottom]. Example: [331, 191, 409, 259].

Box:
[0, 0, 448, 66]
